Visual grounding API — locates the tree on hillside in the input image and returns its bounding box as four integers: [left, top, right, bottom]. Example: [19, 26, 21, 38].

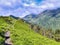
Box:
[55, 29, 60, 42]
[45, 29, 54, 39]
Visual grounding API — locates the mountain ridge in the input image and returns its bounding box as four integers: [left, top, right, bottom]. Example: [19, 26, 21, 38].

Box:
[24, 8, 60, 30]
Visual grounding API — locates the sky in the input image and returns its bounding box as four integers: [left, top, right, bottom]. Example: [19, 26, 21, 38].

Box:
[0, 0, 60, 18]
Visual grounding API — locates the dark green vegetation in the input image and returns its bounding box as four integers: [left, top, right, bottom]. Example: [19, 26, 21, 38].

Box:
[30, 24, 60, 42]
[0, 16, 60, 45]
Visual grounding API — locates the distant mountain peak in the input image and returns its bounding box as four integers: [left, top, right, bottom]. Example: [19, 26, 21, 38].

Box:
[10, 15, 19, 19]
[23, 8, 60, 30]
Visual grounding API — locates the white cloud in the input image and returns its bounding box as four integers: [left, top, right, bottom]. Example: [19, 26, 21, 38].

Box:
[40, 3, 55, 9]
[0, 0, 60, 18]
[23, 3, 30, 6]
[4, 2, 12, 6]
[20, 11, 30, 18]
[43, 0, 60, 9]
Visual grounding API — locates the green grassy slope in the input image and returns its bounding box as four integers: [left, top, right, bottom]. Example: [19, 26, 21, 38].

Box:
[0, 16, 60, 45]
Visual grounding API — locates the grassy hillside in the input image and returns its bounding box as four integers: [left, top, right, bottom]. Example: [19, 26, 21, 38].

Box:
[0, 16, 60, 45]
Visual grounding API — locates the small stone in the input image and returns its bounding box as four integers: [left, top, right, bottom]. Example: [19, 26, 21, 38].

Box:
[5, 31, 10, 37]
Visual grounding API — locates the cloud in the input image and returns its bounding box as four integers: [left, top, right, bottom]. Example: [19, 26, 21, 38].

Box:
[42, 0, 60, 9]
[0, 0, 60, 18]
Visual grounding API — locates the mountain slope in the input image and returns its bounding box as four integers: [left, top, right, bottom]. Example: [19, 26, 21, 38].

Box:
[0, 16, 60, 45]
[24, 8, 60, 30]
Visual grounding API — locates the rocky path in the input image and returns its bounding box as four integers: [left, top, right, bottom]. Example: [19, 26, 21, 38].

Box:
[4, 20, 17, 45]
[4, 31, 13, 45]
